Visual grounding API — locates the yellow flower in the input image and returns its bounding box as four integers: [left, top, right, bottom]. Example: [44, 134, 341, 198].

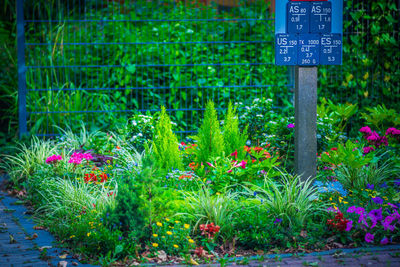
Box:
[87, 232, 91, 237]
[165, 218, 170, 222]
[167, 231, 172, 235]
[69, 235, 75, 238]
[216, 192, 220, 195]
[343, 201, 348, 204]
[175, 220, 180, 224]
[156, 222, 162, 227]
[153, 234, 158, 237]
[152, 243, 158, 247]
[173, 244, 179, 248]
[184, 224, 190, 229]
[189, 239, 195, 244]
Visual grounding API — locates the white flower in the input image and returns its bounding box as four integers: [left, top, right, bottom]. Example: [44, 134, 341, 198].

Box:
[138, 133, 143, 137]
[132, 121, 137, 126]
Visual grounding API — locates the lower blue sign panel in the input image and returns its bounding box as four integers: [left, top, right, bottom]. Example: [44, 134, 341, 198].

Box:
[274, 33, 343, 66]
[320, 33, 342, 65]
[298, 34, 320, 66]
[275, 34, 298, 65]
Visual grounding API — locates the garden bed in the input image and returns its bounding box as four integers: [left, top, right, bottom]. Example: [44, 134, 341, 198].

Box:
[1, 99, 400, 266]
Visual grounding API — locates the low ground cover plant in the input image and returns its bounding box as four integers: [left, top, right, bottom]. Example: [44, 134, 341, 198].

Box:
[1, 99, 400, 266]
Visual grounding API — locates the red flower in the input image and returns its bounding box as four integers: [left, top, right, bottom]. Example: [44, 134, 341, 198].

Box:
[254, 146, 263, 153]
[99, 173, 108, 183]
[230, 150, 238, 159]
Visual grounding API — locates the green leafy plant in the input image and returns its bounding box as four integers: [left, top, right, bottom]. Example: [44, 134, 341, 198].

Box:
[361, 104, 400, 133]
[152, 106, 182, 171]
[194, 101, 225, 164]
[179, 186, 240, 243]
[222, 101, 248, 159]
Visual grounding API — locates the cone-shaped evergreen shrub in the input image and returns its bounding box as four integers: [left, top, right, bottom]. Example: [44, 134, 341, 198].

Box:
[223, 101, 248, 159]
[152, 106, 182, 170]
[195, 100, 225, 163]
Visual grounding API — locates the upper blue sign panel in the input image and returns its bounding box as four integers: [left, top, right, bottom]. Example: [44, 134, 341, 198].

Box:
[287, 2, 310, 34]
[276, 0, 342, 35]
[310, 1, 332, 33]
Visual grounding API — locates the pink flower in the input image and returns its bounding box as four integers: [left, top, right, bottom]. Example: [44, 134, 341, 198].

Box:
[239, 160, 247, 169]
[46, 155, 62, 164]
[287, 123, 295, 129]
[230, 150, 238, 159]
[206, 162, 215, 168]
[227, 170, 233, 174]
[367, 131, 380, 142]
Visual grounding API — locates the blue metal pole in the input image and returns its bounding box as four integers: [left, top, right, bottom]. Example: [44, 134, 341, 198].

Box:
[17, 0, 28, 138]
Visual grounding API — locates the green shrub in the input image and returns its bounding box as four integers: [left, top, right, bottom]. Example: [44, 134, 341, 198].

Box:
[195, 100, 225, 164]
[152, 106, 182, 171]
[223, 101, 248, 159]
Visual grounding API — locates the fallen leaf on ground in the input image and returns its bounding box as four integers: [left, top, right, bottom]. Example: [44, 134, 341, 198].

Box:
[71, 262, 78, 266]
[34, 225, 46, 230]
[25, 233, 38, 240]
[58, 261, 68, 267]
[59, 254, 68, 259]
[157, 250, 167, 261]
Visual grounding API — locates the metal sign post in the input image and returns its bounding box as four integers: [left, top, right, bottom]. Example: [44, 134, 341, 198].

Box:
[275, 0, 343, 180]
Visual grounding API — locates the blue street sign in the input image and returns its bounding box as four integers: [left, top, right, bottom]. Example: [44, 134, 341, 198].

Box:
[320, 33, 342, 65]
[310, 1, 332, 33]
[287, 2, 310, 34]
[275, 34, 298, 65]
[275, 0, 343, 66]
[298, 34, 320, 66]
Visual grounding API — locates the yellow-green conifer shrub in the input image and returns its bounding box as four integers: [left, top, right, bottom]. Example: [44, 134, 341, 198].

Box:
[195, 100, 225, 163]
[223, 101, 248, 159]
[152, 106, 182, 171]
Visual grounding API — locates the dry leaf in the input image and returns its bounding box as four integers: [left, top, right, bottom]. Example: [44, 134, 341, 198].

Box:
[25, 233, 38, 240]
[157, 250, 167, 261]
[71, 262, 78, 266]
[39, 246, 52, 251]
[34, 225, 46, 230]
[58, 261, 68, 267]
[189, 258, 199, 265]
[59, 254, 68, 259]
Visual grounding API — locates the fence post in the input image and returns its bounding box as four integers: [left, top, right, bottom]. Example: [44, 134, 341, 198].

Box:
[17, 0, 28, 138]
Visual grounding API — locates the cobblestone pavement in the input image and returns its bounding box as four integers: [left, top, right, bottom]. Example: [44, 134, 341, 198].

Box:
[0, 175, 96, 267]
[2, 173, 400, 267]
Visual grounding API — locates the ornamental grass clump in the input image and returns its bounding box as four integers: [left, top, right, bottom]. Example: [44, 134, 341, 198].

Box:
[246, 170, 325, 228]
[152, 106, 182, 171]
[195, 100, 225, 164]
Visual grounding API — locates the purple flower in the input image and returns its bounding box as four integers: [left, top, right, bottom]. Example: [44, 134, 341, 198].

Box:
[380, 237, 389, 245]
[388, 203, 398, 209]
[345, 220, 353, 232]
[274, 218, 283, 224]
[355, 207, 365, 215]
[287, 123, 295, 129]
[368, 208, 383, 228]
[366, 184, 374, 190]
[382, 215, 396, 231]
[372, 197, 383, 205]
[380, 182, 388, 188]
[394, 180, 400, 187]
[365, 232, 374, 243]
[347, 206, 357, 213]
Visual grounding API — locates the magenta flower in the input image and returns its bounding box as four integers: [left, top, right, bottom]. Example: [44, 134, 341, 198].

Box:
[386, 127, 400, 136]
[287, 123, 295, 129]
[368, 208, 383, 228]
[365, 233, 374, 243]
[363, 146, 375, 155]
[230, 150, 238, 159]
[68, 152, 93, 165]
[382, 215, 396, 231]
[359, 126, 372, 136]
[367, 131, 380, 142]
[46, 155, 62, 164]
[227, 170, 233, 174]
